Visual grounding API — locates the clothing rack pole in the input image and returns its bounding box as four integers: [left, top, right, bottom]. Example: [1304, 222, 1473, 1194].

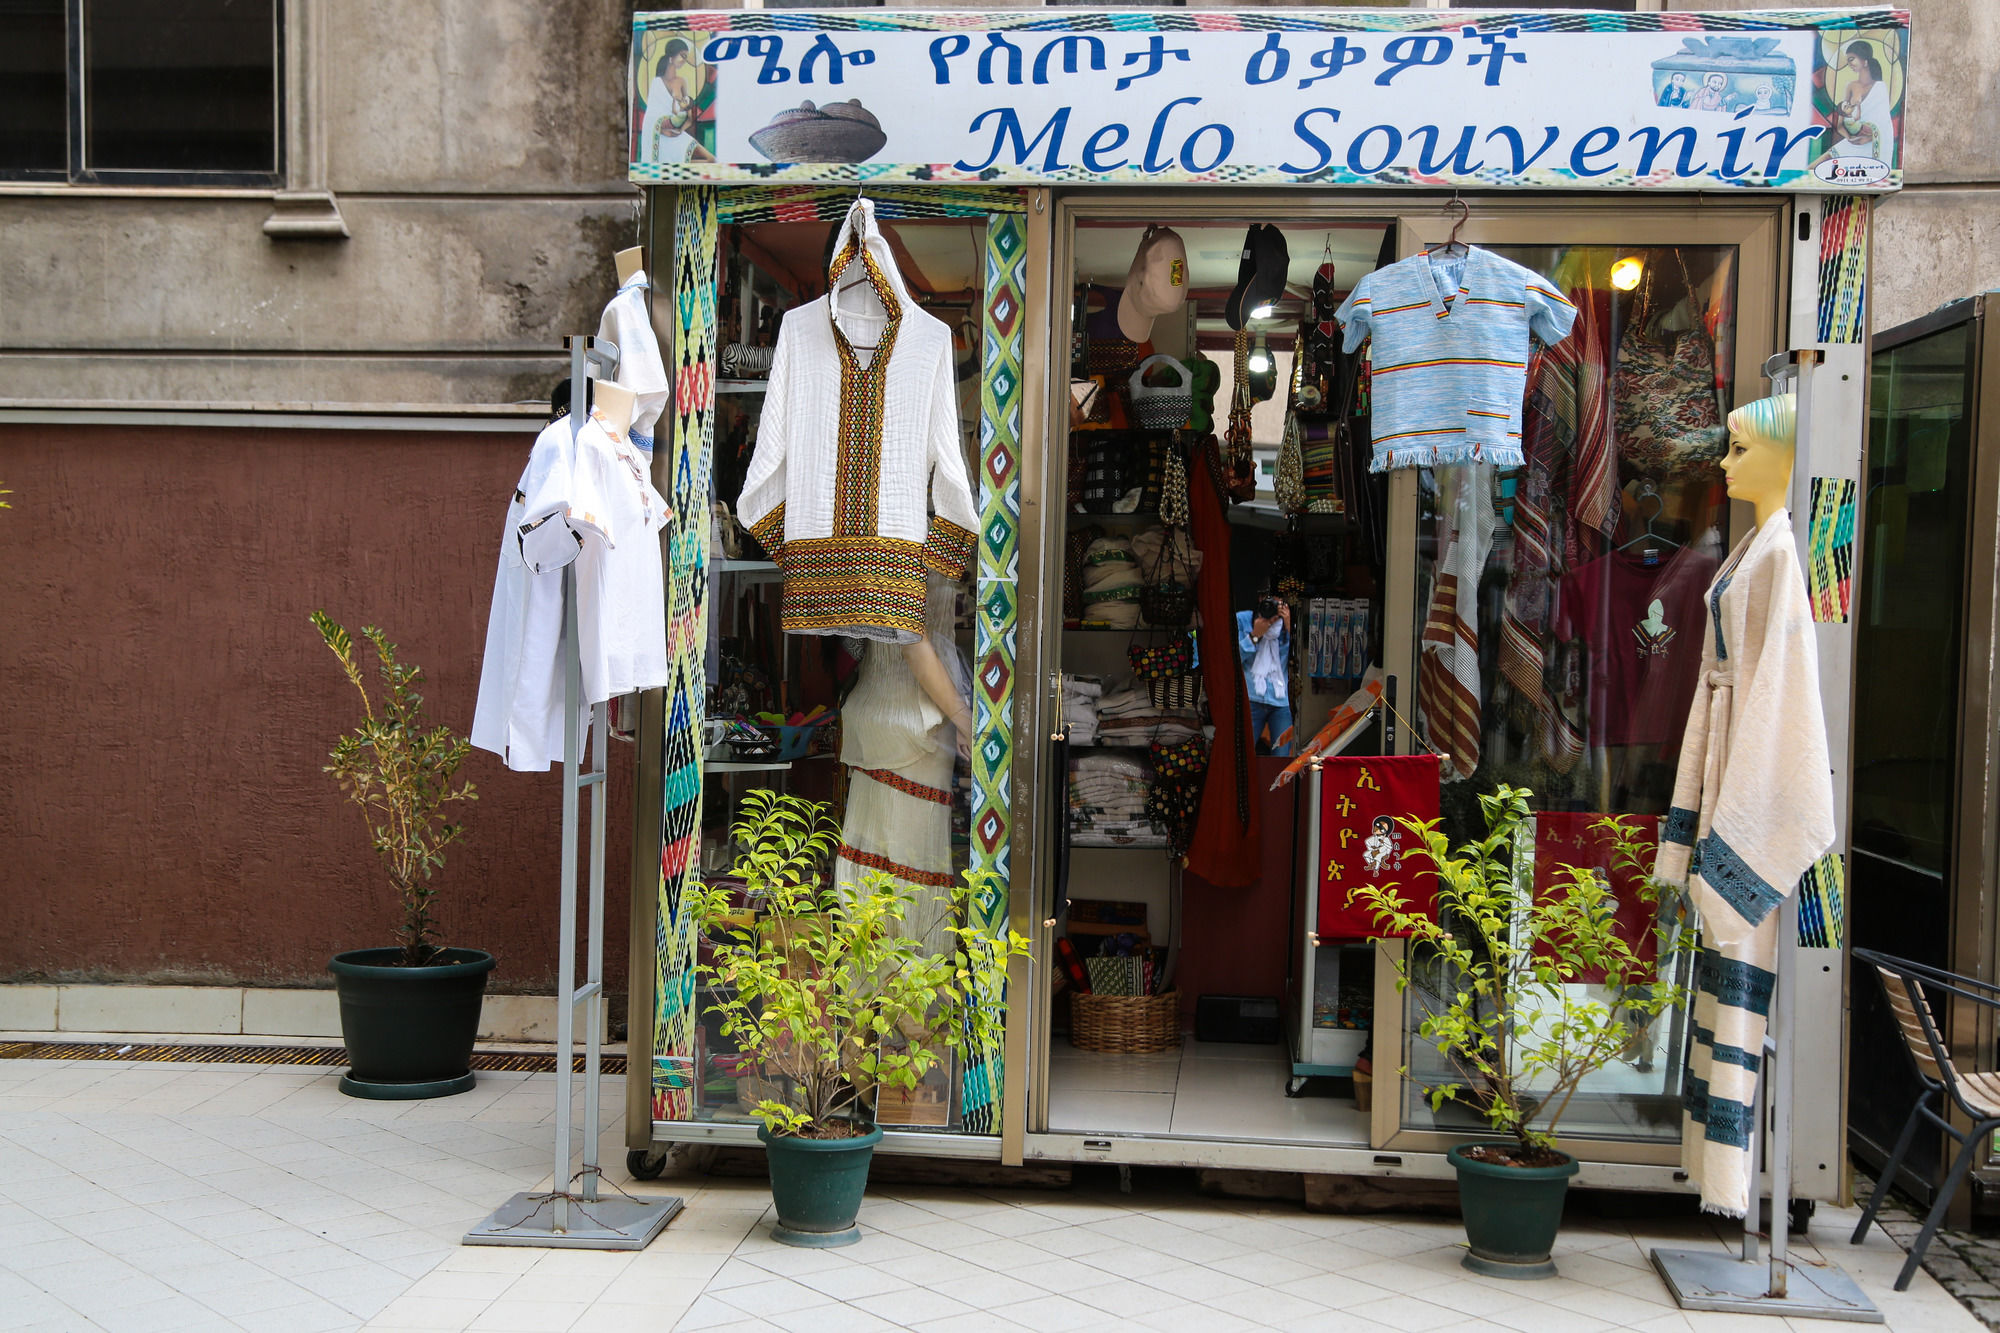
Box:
[464, 333, 681, 1250]
[1649, 347, 1875, 1321]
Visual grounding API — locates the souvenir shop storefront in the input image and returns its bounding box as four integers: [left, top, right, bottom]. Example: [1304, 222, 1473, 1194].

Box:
[617, 7, 1907, 1205]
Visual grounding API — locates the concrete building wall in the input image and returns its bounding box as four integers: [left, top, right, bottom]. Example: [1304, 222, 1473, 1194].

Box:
[0, 0, 641, 409]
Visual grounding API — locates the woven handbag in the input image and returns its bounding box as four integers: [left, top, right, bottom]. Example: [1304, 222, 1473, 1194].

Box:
[1129, 354, 1195, 433]
[1128, 637, 1194, 680]
[1148, 674, 1201, 712]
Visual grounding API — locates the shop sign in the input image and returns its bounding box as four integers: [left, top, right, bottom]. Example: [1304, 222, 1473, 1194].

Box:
[628, 9, 1908, 192]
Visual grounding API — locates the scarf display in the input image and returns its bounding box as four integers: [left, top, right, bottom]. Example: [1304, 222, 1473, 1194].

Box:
[1417, 464, 1499, 781]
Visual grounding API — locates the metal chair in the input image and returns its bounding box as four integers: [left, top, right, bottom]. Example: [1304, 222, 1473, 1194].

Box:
[1849, 948, 2000, 1291]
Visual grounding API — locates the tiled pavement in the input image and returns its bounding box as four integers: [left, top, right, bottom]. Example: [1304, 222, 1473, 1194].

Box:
[0, 1055, 1980, 1332]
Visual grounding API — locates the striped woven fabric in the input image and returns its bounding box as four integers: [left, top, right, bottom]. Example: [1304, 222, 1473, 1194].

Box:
[1417, 466, 1498, 780]
[838, 843, 954, 889]
[857, 767, 954, 806]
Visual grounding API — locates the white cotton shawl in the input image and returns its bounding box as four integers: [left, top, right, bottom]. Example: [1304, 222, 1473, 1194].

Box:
[1654, 509, 1836, 1217]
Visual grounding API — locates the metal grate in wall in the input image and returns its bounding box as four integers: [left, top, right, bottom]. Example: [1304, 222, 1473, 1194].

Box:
[0, 1041, 625, 1074]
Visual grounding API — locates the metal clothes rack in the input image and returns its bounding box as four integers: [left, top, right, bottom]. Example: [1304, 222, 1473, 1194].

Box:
[1649, 349, 1877, 1322]
[465, 333, 683, 1250]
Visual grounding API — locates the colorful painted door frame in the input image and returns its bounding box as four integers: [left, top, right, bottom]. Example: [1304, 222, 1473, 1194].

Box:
[647, 184, 1028, 1136]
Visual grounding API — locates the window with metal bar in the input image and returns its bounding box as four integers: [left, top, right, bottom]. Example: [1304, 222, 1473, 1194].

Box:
[0, 0, 280, 184]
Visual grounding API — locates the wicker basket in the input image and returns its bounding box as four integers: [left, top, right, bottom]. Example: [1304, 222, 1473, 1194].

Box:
[1070, 990, 1182, 1054]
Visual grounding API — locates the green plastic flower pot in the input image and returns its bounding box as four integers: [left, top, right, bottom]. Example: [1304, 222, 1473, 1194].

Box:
[758, 1123, 882, 1248]
[1448, 1142, 1580, 1279]
[328, 947, 494, 1099]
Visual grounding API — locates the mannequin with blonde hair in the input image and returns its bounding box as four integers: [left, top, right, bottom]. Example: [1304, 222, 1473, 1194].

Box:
[1720, 392, 1796, 529]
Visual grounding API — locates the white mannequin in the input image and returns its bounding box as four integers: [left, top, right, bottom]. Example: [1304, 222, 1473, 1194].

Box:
[906, 636, 973, 759]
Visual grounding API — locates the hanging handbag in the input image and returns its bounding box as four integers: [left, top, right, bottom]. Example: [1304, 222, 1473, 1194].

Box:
[1159, 434, 1190, 529]
[1612, 250, 1727, 481]
[1128, 636, 1195, 680]
[1136, 525, 1195, 629]
[1224, 329, 1258, 503]
[1128, 354, 1195, 433]
[1276, 307, 1316, 516]
[1148, 674, 1202, 712]
[1276, 414, 1308, 516]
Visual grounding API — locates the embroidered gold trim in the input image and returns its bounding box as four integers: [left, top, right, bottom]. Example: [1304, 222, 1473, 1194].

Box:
[923, 516, 976, 579]
[827, 236, 904, 539]
[748, 502, 786, 561]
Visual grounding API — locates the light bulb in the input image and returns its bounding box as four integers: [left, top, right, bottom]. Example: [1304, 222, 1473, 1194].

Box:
[1610, 257, 1644, 291]
[1250, 302, 1275, 320]
[1248, 351, 1272, 372]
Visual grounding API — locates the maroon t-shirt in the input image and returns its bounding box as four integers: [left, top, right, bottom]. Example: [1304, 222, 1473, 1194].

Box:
[1553, 542, 1718, 750]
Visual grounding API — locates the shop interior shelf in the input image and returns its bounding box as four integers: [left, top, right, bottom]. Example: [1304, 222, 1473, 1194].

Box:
[706, 760, 793, 774]
[713, 558, 779, 578]
[1069, 839, 1170, 850]
[716, 379, 769, 394]
[1068, 510, 1162, 523]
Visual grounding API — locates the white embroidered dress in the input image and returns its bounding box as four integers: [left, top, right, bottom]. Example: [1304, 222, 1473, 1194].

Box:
[737, 199, 980, 644]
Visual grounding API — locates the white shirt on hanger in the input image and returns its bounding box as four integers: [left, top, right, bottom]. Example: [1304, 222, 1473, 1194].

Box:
[570, 408, 673, 704]
[595, 272, 671, 455]
[473, 420, 601, 773]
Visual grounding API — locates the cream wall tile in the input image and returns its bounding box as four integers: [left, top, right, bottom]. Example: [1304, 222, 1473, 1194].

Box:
[58, 985, 241, 1035]
[0, 984, 59, 1032]
[241, 988, 342, 1038]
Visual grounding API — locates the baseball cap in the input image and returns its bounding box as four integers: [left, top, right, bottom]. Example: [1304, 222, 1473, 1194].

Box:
[1116, 226, 1189, 342]
[1226, 223, 1291, 331]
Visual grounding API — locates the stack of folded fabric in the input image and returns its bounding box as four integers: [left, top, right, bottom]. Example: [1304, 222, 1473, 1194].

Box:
[1096, 682, 1203, 748]
[1062, 674, 1102, 745]
[1069, 751, 1158, 845]
[1080, 536, 1142, 629]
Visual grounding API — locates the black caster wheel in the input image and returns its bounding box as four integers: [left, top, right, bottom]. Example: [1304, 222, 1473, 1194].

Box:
[628, 1147, 670, 1180]
[1789, 1198, 1814, 1236]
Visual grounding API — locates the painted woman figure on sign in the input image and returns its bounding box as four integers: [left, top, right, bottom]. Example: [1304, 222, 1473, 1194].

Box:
[1830, 40, 1894, 163]
[642, 37, 716, 164]
[1658, 72, 1690, 108]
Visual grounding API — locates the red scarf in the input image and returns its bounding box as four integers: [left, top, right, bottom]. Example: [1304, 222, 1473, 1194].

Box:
[1185, 434, 1261, 887]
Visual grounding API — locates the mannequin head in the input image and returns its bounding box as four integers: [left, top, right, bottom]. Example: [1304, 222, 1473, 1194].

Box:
[1721, 392, 1797, 527]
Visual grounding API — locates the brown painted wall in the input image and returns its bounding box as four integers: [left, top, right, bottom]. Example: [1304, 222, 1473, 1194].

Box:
[0, 423, 637, 994]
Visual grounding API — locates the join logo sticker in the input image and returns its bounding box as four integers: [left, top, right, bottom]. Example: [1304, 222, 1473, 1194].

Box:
[1812, 156, 1890, 186]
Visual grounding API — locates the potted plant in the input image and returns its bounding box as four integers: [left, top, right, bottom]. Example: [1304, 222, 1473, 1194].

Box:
[312, 611, 488, 1100]
[694, 789, 1029, 1247]
[1351, 785, 1686, 1279]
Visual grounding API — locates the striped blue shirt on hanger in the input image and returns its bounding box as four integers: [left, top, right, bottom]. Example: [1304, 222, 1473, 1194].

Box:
[1337, 245, 1577, 472]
